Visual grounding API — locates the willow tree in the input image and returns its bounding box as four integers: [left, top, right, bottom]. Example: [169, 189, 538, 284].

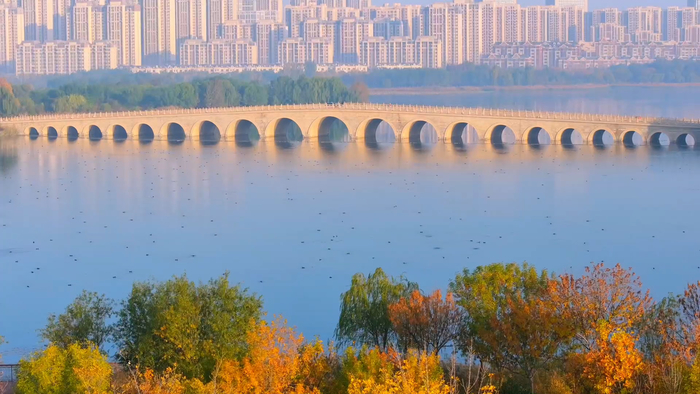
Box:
[335, 268, 418, 351]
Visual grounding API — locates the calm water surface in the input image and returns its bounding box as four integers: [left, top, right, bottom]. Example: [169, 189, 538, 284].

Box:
[2, 86, 700, 362]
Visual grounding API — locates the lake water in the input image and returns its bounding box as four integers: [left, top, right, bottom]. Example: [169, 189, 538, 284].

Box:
[2, 86, 700, 363]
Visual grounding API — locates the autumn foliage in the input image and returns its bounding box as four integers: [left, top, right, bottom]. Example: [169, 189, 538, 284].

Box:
[388, 290, 463, 354]
[10, 264, 700, 394]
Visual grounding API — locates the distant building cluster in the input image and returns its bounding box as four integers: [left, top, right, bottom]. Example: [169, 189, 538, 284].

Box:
[1, 0, 699, 76]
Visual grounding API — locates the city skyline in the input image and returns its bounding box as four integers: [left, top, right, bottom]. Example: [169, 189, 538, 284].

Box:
[1, 0, 699, 76]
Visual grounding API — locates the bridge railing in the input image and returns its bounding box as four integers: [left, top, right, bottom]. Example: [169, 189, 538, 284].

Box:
[1, 102, 698, 126]
[0, 364, 18, 382]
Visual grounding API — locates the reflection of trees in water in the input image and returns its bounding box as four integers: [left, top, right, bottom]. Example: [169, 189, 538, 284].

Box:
[0, 137, 18, 174]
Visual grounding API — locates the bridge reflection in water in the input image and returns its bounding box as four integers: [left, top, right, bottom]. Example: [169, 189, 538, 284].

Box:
[10, 103, 700, 148]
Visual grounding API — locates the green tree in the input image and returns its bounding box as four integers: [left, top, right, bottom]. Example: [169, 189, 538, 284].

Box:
[335, 268, 418, 351]
[40, 290, 115, 351]
[449, 263, 561, 393]
[114, 272, 262, 382]
[16, 343, 112, 394]
[0, 86, 21, 116]
[53, 94, 89, 113]
[240, 83, 268, 106]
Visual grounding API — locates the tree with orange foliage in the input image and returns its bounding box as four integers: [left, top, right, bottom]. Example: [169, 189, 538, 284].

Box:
[127, 368, 186, 394]
[549, 263, 651, 393]
[583, 321, 644, 394]
[388, 289, 464, 354]
[210, 317, 323, 394]
[0, 79, 12, 95]
[481, 288, 574, 394]
[679, 281, 700, 348]
[549, 263, 652, 350]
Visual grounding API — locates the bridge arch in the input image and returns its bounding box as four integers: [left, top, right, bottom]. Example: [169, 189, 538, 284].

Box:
[226, 119, 260, 144]
[649, 132, 670, 147]
[85, 125, 103, 141]
[523, 126, 552, 146]
[555, 127, 584, 145]
[27, 126, 39, 138]
[402, 120, 438, 145]
[266, 118, 303, 146]
[445, 122, 479, 145]
[308, 116, 351, 143]
[588, 129, 615, 146]
[622, 130, 644, 147]
[133, 124, 155, 142]
[357, 118, 396, 140]
[64, 126, 80, 140]
[485, 124, 517, 145]
[45, 126, 58, 139]
[161, 122, 187, 143]
[110, 125, 128, 141]
[193, 120, 222, 144]
[677, 133, 696, 147]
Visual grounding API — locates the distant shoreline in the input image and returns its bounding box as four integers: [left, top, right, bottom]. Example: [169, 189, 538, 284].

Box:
[370, 82, 700, 95]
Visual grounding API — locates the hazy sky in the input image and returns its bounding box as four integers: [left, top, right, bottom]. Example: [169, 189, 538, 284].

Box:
[390, 0, 691, 11]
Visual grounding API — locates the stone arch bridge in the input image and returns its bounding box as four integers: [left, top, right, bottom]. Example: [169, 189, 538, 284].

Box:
[3, 103, 700, 146]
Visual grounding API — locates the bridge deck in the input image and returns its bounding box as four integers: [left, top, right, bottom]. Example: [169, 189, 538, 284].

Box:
[3, 103, 699, 146]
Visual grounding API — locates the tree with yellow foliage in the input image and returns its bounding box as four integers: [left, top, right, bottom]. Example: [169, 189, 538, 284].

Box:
[346, 349, 451, 394]
[0, 335, 7, 394]
[16, 343, 112, 394]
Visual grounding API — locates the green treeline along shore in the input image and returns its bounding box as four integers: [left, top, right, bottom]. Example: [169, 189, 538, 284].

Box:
[2, 262, 700, 394]
[345, 59, 700, 89]
[2, 58, 700, 119]
[0, 76, 368, 118]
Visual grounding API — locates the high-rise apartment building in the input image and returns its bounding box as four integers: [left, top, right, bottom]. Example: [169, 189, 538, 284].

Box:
[359, 36, 386, 66]
[306, 37, 333, 62]
[223, 0, 239, 22]
[72, 2, 106, 43]
[16, 41, 91, 75]
[415, 35, 441, 68]
[387, 36, 414, 64]
[239, 0, 283, 23]
[523, 6, 548, 42]
[23, 0, 54, 41]
[106, 1, 142, 66]
[221, 19, 254, 39]
[175, 0, 207, 42]
[625, 6, 662, 42]
[54, 0, 71, 39]
[545, 0, 587, 12]
[279, 37, 306, 63]
[0, 1, 24, 72]
[688, 0, 699, 11]
[423, 3, 464, 65]
[335, 18, 370, 63]
[141, 0, 177, 65]
[254, 20, 285, 64]
[207, 0, 223, 39]
[92, 41, 119, 69]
